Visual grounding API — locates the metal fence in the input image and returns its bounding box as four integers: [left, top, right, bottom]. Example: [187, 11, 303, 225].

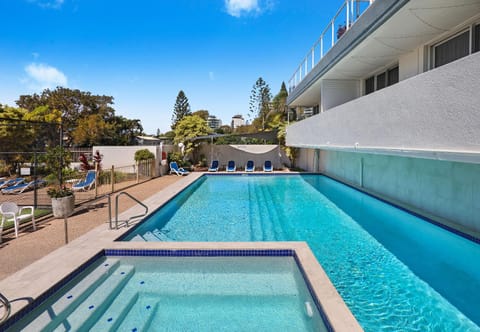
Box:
[0, 159, 156, 209]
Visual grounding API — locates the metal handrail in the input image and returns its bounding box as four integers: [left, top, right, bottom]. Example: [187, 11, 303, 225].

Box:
[0, 292, 11, 324]
[288, 0, 374, 93]
[114, 192, 148, 230]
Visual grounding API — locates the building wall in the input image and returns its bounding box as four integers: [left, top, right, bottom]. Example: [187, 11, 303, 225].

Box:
[320, 79, 360, 112]
[197, 144, 286, 171]
[296, 148, 316, 171]
[319, 150, 480, 234]
[399, 47, 424, 81]
[93, 145, 174, 177]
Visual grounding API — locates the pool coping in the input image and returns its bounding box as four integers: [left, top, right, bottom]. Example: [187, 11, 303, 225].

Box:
[0, 172, 362, 331]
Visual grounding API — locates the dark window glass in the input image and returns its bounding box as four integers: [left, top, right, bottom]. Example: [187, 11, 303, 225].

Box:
[474, 24, 480, 53]
[365, 76, 374, 95]
[434, 30, 470, 68]
[387, 66, 399, 86]
[376, 72, 386, 90]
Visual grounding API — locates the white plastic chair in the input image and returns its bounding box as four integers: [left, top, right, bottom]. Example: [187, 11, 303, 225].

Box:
[0, 202, 35, 243]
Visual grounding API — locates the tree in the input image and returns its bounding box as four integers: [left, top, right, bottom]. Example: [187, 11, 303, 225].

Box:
[16, 87, 116, 146]
[249, 77, 272, 130]
[72, 114, 111, 147]
[173, 115, 212, 163]
[192, 110, 209, 121]
[171, 90, 191, 129]
[272, 82, 288, 115]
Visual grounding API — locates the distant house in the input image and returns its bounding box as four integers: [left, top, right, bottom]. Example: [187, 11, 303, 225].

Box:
[136, 136, 167, 146]
[207, 115, 222, 129]
[231, 114, 245, 129]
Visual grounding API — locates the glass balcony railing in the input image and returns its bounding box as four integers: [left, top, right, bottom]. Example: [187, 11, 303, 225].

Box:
[288, 0, 374, 94]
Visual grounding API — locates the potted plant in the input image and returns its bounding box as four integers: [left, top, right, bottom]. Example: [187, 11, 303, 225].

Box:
[45, 146, 75, 218]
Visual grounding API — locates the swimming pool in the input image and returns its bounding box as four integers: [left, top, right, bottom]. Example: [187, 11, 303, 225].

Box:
[6, 249, 329, 332]
[123, 174, 480, 331]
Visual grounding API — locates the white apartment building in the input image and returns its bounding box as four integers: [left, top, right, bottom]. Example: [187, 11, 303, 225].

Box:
[286, 0, 480, 235]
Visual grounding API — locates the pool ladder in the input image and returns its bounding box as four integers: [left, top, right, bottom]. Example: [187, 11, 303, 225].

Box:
[0, 292, 11, 324]
[108, 192, 148, 230]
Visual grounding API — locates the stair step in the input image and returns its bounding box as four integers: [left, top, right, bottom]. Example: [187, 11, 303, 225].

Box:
[19, 258, 121, 332]
[116, 295, 159, 331]
[51, 264, 135, 331]
[130, 234, 146, 242]
[91, 291, 139, 332]
[142, 231, 162, 241]
[152, 228, 172, 241]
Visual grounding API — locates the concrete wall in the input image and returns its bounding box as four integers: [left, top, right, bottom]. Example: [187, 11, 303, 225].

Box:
[197, 144, 288, 171]
[296, 148, 316, 171]
[399, 47, 424, 81]
[320, 79, 360, 112]
[93, 145, 175, 177]
[287, 52, 480, 163]
[319, 150, 480, 234]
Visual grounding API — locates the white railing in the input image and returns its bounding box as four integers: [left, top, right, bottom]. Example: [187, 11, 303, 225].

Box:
[288, 0, 374, 93]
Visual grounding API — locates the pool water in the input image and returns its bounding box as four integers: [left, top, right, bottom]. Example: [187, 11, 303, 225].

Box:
[124, 175, 480, 331]
[10, 254, 327, 332]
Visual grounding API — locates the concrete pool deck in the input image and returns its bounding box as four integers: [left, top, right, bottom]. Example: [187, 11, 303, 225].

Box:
[0, 172, 362, 331]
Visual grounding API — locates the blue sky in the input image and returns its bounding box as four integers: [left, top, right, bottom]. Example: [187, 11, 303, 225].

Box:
[0, 0, 338, 134]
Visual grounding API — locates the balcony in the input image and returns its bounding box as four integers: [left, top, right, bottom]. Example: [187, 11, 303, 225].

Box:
[288, 0, 374, 94]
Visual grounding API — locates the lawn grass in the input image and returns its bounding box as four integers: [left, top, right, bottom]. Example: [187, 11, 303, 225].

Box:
[0, 209, 51, 230]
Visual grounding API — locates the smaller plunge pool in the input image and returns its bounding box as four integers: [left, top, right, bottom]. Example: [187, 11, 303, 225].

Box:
[5, 249, 332, 332]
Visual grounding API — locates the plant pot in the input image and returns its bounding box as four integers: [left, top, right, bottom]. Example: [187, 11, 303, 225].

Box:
[51, 195, 75, 218]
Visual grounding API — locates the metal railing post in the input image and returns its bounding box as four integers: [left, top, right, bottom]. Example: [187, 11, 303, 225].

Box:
[111, 165, 115, 194]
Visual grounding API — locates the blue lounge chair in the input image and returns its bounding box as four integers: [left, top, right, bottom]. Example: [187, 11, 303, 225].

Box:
[245, 160, 254, 172]
[263, 160, 273, 172]
[208, 160, 219, 172]
[72, 170, 96, 191]
[1, 179, 46, 194]
[0, 178, 24, 189]
[226, 160, 236, 172]
[169, 162, 189, 176]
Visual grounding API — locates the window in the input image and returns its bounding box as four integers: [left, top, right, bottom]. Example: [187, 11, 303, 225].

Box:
[475, 24, 480, 53]
[376, 73, 386, 90]
[365, 76, 374, 95]
[434, 30, 470, 68]
[387, 66, 399, 86]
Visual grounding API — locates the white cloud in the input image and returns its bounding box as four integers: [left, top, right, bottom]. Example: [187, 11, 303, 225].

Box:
[28, 0, 64, 9]
[24, 63, 67, 90]
[225, 0, 259, 17]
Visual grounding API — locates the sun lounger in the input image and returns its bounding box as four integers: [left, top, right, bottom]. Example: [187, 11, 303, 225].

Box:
[245, 160, 254, 172]
[226, 160, 236, 172]
[263, 160, 273, 172]
[208, 160, 219, 172]
[1, 179, 46, 194]
[169, 162, 189, 176]
[72, 170, 96, 191]
[0, 178, 24, 189]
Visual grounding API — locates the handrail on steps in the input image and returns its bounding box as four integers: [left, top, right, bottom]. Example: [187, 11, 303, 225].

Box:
[113, 192, 148, 230]
[0, 292, 11, 324]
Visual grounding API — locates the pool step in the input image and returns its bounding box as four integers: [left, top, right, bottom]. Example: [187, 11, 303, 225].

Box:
[116, 295, 159, 331]
[17, 258, 121, 332]
[141, 229, 172, 241]
[51, 264, 135, 331]
[130, 234, 146, 242]
[90, 291, 139, 331]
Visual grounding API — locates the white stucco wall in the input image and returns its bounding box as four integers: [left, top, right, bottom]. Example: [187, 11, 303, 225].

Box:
[197, 145, 287, 170]
[399, 47, 424, 81]
[93, 145, 174, 177]
[319, 150, 480, 234]
[320, 79, 360, 112]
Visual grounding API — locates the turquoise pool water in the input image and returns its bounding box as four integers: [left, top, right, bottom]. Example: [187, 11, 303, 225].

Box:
[9, 254, 327, 332]
[124, 174, 480, 331]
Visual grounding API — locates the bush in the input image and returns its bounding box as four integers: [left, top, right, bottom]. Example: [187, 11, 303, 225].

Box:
[134, 149, 155, 162]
